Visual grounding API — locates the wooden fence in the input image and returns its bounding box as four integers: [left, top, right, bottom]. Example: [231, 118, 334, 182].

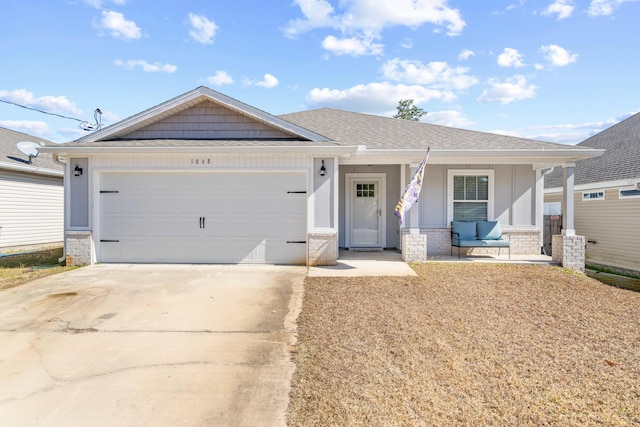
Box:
[543, 215, 562, 256]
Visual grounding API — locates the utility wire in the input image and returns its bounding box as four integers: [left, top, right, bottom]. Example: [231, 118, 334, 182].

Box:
[0, 97, 85, 122]
[0, 97, 102, 131]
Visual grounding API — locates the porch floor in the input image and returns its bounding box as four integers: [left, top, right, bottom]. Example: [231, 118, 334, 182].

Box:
[307, 249, 557, 277]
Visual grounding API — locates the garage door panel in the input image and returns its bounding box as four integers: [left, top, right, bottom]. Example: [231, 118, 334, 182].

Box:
[99, 172, 307, 264]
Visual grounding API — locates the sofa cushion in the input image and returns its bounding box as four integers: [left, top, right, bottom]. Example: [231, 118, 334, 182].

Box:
[452, 221, 477, 240]
[477, 220, 502, 240]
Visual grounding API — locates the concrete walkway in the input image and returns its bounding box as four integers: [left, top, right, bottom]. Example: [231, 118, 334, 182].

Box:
[308, 249, 417, 277]
[0, 264, 306, 427]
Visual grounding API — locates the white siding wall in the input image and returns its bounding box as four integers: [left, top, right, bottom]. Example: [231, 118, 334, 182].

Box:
[0, 171, 63, 248]
[90, 153, 311, 170]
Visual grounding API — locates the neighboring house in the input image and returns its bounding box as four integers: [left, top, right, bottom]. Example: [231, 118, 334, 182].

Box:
[545, 112, 640, 277]
[40, 86, 602, 267]
[0, 127, 63, 251]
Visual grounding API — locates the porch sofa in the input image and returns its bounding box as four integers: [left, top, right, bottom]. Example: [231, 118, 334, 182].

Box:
[451, 220, 510, 259]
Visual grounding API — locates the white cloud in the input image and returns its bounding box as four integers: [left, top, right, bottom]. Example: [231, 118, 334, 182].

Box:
[306, 81, 456, 113]
[82, 0, 127, 8]
[458, 49, 475, 60]
[0, 120, 51, 137]
[424, 110, 474, 127]
[284, 0, 466, 42]
[97, 10, 141, 40]
[321, 35, 383, 55]
[0, 89, 82, 116]
[247, 74, 279, 89]
[497, 48, 524, 68]
[114, 59, 177, 73]
[188, 13, 218, 44]
[477, 75, 538, 104]
[588, 0, 639, 16]
[540, 44, 578, 67]
[401, 38, 413, 49]
[206, 70, 234, 86]
[381, 58, 478, 90]
[542, 0, 575, 19]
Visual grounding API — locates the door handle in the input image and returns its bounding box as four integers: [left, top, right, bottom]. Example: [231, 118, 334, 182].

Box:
[202, 217, 205, 229]
[199, 217, 203, 229]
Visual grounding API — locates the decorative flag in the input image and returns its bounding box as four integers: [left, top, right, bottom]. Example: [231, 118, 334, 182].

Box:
[394, 148, 430, 225]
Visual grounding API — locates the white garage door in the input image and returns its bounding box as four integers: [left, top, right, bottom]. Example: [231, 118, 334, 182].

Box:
[98, 172, 307, 264]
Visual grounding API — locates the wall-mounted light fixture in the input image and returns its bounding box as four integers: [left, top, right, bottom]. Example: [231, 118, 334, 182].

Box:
[74, 164, 83, 177]
[319, 160, 327, 177]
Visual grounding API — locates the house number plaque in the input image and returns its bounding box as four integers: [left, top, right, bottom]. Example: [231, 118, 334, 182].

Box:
[190, 158, 212, 165]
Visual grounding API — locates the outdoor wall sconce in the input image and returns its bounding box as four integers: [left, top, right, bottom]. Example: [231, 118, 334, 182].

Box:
[74, 164, 83, 177]
[319, 160, 327, 176]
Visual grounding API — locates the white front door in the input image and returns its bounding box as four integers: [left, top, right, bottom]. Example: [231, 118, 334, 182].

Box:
[346, 174, 386, 248]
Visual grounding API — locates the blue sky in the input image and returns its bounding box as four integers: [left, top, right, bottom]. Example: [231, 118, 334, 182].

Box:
[1, 0, 638, 144]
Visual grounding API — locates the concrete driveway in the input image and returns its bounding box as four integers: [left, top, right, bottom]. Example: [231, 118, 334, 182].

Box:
[0, 264, 306, 426]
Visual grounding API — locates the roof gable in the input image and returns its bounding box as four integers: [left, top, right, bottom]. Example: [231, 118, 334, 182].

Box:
[545, 112, 640, 188]
[76, 86, 329, 143]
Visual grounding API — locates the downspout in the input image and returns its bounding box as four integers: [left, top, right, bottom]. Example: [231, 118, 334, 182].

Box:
[53, 154, 67, 264]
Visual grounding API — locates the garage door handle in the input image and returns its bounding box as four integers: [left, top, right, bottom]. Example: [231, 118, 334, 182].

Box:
[203, 217, 205, 229]
[287, 240, 306, 244]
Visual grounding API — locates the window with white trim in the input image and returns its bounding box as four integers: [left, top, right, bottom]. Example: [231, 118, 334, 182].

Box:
[448, 170, 494, 222]
[619, 188, 640, 199]
[582, 191, 605, 201]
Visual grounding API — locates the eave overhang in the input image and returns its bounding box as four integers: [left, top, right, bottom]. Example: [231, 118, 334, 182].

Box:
[39, 144, 360, 156]
[0, 161, 63, 177]
[346, 147, 605, 168]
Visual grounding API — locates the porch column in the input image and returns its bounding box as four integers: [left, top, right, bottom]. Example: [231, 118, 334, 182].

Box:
[401, 163, 427, 262]
[552, 163, 585, 272]
[562, 164, 575, 236]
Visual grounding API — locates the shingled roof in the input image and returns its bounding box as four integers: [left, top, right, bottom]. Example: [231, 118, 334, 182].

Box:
[545, 112, 640, 188]
[279, 108, 575, 150]
[0, 127, 62, 174]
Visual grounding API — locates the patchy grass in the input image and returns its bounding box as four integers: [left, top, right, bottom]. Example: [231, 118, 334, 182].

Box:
[0, 248, 77, 290]
[288, 264, 640, 426]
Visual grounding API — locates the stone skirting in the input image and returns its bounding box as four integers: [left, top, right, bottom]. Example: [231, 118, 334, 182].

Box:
[65, 231, 93, 266]
[401, 227, 543, 261]
[552, 234, 586, 272]
[308, 229, 338, 266]
[401, 229, 427, 262]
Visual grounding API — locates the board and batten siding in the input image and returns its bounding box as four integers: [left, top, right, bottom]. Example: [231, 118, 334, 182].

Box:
[420, 164, 538, 228]
[0, 171, 63, 248]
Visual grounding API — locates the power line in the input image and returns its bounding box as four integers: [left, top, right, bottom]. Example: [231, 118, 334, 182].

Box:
[0, 97, 103, 131]
[0, 97, 84, 122]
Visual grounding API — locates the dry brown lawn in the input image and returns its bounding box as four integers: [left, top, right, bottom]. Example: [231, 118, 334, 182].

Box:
[0, 248, 76, 290]
[287, 264, 640, 426]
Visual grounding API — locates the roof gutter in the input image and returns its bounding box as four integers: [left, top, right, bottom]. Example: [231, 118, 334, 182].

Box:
[39, 145, 360, 155]
[353, 147, 605, 165]
[0, 161, 63, 177]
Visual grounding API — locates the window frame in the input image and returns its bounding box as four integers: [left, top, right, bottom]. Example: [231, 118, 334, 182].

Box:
[619, 187, 640, 199]
[582, 190, 605, 201]
[447, 169, 494, 223]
